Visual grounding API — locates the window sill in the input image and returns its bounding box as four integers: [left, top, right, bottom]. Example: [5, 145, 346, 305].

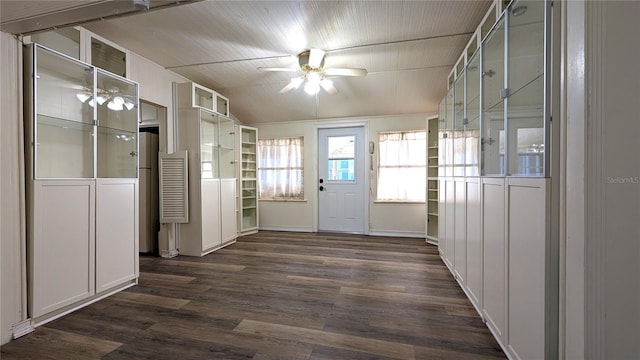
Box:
[259, 199, 308, 203]
[373, 200, 426, 205]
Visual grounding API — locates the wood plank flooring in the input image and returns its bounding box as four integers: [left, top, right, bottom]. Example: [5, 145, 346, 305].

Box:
[1, 231, 505, 359]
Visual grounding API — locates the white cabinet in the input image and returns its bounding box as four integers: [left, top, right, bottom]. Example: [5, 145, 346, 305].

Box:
[237, 125, 259, 235]
[177, 107, 237, 256]
[177, 82, 229, 116]
[24, 44, 139, 322]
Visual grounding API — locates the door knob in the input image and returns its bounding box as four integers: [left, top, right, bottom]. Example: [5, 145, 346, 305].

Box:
[319, 185, 324, 191]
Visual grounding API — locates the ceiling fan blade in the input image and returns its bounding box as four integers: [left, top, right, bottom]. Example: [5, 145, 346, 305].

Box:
[258, 67, 299, 72]
[308, 48, 326, 69]
[324, 67, 368, 77]
[279, 77, 305, 93]
[320, 78, 338, 95]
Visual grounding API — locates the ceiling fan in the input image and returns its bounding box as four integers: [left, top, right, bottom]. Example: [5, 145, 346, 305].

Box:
[258, 49, 367, 95]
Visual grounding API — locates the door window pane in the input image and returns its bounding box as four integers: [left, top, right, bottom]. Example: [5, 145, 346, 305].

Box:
[327, 136, 355, 181]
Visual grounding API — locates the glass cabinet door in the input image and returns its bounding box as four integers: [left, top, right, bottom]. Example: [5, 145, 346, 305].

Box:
[218, 115, 236, 179]
[200, 110, 218, 179]
[438, 98, 446, 177]
[465, 53, 481, 177]
[453, 74, 465, 177]
[444, 88, 454, 177]
[96, 70, 138, 178]
[482, 19, 506, 176]
[35, 46, 94, 179]
[507, 0, 545, 176]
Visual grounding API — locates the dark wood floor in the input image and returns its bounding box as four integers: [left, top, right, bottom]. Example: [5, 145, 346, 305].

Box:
[1, 231, 505, 359]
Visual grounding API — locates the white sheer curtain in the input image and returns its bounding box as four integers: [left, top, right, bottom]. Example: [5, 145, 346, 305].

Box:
[377, 131, 426, 202]
[258, 137, 304, 200]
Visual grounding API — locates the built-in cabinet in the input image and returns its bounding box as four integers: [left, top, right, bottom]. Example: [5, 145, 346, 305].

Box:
[237, 125, 259, 235]
[177, 82, 229, 117]
[177, 84, 237, 256]
[436, 1, 557, 359]
[24, 44, 139, 322]
[426, 116, 439, 243]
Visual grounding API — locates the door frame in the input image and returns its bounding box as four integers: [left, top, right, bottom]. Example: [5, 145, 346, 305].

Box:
[312, 121, 370, 234]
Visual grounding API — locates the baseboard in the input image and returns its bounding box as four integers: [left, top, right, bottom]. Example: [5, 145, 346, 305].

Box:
[160, 249, 179, 258]
[31, 281, 137, 328]
[12, 319, 34, 339]
[368, 230, 425, 238]
[258, 225, 314, 232]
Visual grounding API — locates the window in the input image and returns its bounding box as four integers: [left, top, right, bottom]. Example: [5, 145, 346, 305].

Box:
[377, 131, 427, 202]
[258, 137, 304, 200]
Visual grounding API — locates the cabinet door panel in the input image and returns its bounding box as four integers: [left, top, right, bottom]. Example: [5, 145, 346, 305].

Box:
[482, 178, 506, 340]
[96, 179, 137, 292]
[465, 178, 482, 307]
[201, 179, 221, 250]
[221, 179, 238, 242]
[30, 180, 95, 318]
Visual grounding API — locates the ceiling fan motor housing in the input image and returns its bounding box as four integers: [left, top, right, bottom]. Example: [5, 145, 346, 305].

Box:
[298, 50, 325, 71]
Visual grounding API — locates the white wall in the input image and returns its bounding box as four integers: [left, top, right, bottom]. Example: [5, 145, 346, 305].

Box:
[564, 1, 640, 358]
[1, 31, 26, 345]
[128, 51, 188, 257]
[253, 113, 429, 236]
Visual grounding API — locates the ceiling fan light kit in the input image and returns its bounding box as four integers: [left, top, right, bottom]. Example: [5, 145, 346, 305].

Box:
[260, 48, 367, 95]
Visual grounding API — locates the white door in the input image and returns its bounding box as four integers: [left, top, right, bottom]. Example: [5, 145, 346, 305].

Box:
[318, 127, 366, 233]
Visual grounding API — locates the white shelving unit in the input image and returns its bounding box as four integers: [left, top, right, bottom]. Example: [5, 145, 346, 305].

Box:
[237, 125, 259, 235]
[426, 115, 439, 243]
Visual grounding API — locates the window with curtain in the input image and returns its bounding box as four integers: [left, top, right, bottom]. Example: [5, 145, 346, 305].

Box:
[377, 130, 427, 202]
[258, 137, 304, 200]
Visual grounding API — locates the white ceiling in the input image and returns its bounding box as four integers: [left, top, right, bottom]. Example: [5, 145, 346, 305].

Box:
[2, 0, 492, 124]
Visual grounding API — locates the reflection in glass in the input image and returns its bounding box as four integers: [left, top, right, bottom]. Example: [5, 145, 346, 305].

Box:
[438, 98, 446, 177]
[508, 76, 544, 175]
[219, 115, 236, 179]
[36, 46, 94, 125]
[327, 136, 355, 181]
[466, 53, 481, 176]
[96, 126, 137, 178]
[444, 88, 454, 176]
[35, 46, 94, 178]
[482, 19, 505, 176]
[507, 0, 545, 176]
[36, 116, 94, 178]
[200, 113, 217, 179]
[97, 70, 138, 133]
[31, 28, 80, 59]
[453, 75, 465, 177]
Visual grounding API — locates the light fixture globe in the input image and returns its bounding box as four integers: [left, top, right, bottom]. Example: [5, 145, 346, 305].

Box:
[304, 81, 320, 95]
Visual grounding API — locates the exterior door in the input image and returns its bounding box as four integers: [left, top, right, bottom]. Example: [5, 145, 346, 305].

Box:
[318, 127, 366, 233]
